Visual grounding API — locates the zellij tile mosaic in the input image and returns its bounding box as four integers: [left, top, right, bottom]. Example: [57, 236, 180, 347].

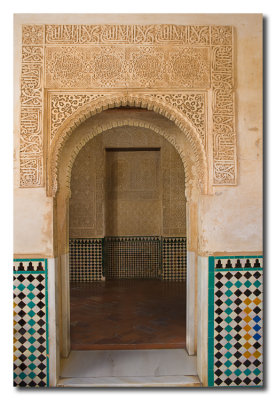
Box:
[208, 256, 263, 387]
[13, 259, 48, 387]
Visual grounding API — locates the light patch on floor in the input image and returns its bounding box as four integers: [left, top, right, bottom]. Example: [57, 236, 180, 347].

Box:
[59, 349, 200, 387]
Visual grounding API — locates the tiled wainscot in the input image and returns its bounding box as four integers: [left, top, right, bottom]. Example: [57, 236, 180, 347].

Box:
[69, 237, 187, 282]
[13, 259, 49, 387]
[208, 256, 263, 387]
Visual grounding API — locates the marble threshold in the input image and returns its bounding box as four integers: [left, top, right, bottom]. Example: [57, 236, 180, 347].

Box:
[58, 349, 201, 387]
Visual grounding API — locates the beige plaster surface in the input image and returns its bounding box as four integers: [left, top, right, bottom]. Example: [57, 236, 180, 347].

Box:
[14, 13, 262, 256]
[14, 188, 54, 256]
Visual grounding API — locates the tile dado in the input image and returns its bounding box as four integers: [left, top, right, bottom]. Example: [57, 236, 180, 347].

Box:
[208, 256, 263, 387]
[105, 236, 161, 279]
[69, 238, 103, 282]
[69, 237, 187, 282]
[162, 237, 187, 281]
[13, 259, 49, 387]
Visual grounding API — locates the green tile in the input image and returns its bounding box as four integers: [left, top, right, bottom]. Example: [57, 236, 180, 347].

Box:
[225, 369, 232, 376]
[225, 316, 232, 324]
[234, 368, 242, 376]
[28, 301, 35, 309]
[225, 360, 232, 368]
[17, 283, 25, 292]
[29, 363, 36, 371]
[28, 345, 36, 353]
[28, 354, 36, 362]
[225, 298, 233, 306]
[28, 327, 36, 335]
[225, 351, 232, 359]
[19, 372, 27, 380]
[28, 310, 35, 318]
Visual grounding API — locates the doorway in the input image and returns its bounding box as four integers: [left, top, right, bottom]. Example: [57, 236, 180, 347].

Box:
[68, 126, 187, 351]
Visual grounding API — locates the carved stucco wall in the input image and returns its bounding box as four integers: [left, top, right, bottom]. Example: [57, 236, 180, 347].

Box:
[19, 23, 236, 191]
[14, 14, 262, 256]
[69, 126, 186, 237]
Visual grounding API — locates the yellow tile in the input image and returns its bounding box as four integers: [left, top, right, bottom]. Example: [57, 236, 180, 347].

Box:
[253, 350, 261, 359]
[243, 333, 251, 341]
[253, 298, 261, 305]
[244, 298, 252, 305]
[243, 342, 251, 350]
[244, 351, 251, 359]
[244, 324, 251, 332]
[244, 306, 252, 314]
[243, 315, 252, 323]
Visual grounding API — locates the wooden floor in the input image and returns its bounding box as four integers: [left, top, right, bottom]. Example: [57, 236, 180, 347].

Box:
[70, 279, 186, 350]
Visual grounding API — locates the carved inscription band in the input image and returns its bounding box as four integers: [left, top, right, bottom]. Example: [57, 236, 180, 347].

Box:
[19, 24, 236, 188]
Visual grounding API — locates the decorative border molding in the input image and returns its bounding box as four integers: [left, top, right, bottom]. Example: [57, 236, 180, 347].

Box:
[208, 255, 263, 387]
[49, 92, 206, 146]
[20, 26, 45, 187]
[19, 24, 236, 188]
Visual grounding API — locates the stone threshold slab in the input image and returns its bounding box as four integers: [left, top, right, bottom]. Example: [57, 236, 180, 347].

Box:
[58, 375, 201, 387]
[60, 349, 197, 378]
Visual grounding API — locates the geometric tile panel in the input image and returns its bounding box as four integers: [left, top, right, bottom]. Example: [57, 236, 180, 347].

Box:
[215, 257, 263, 269]
[162, 237, 187, 281]
[13, 259, 48, 387]
[104, 236, 161, 279]
[69, 238, 103, 282]
[208, 256, 263, 387]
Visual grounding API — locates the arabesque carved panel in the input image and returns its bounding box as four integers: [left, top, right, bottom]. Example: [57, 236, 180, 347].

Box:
[45, 45, 210, 89]
[45, 24, 211, 45]
[19, 23, 236, 188]
[49, 92, 206, 146]
[20, 27, 44, 186]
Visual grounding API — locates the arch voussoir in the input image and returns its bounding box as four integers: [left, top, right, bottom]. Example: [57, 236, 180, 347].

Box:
[48, 94, 208, 197]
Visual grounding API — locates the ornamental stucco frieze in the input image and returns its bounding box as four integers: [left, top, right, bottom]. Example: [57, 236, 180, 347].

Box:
[19, 24, 237, 189]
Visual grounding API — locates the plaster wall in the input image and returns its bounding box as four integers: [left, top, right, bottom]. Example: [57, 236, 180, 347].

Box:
[14, 188, 54, 256]
[197, 14, 262, 254]
[14, 13, 262, 257]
